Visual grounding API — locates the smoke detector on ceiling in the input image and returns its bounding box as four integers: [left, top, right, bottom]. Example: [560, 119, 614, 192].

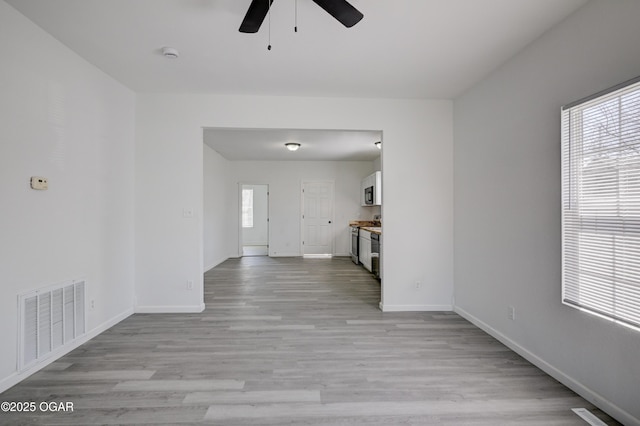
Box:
[162, 47, 179, 59]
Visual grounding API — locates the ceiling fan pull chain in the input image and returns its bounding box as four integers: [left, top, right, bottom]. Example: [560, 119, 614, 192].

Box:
[267, 0, 272, 50]
[295, 0, 298, 32]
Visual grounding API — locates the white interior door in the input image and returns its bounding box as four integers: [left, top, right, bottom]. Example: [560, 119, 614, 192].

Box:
[302, 181, 334, 255]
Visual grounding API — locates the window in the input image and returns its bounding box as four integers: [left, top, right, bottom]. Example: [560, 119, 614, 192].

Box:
[562, 76, 640, 331]
[242, 188, 254, 228]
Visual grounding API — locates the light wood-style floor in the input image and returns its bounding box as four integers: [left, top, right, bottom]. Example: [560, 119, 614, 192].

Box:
[1, 257, 619, 425]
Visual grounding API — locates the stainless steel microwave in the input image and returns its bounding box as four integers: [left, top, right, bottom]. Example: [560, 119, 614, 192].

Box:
[364, 186, 374, 205]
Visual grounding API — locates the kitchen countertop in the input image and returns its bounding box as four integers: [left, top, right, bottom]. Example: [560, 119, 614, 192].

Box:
[349, 220, 381, 228]
[360, 226, 381, 235]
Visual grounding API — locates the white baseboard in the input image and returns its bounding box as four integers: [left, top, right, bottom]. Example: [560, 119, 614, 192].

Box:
[204, 256, 229, 273]
[269, 254, 351, 258]
[0, 307, 134, 394]
[454, 306, 639, 426]
[135, 303, 205, 313]
[379, 303, 453, 312]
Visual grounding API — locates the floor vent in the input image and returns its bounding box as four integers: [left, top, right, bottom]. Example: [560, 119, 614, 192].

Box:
[19, 280, 86, 371]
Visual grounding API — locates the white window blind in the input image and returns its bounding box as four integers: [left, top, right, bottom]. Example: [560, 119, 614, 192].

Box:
[562, 77, 640, 331]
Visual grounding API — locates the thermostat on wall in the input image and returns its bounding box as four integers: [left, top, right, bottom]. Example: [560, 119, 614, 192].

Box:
[30, 176, 48, 190]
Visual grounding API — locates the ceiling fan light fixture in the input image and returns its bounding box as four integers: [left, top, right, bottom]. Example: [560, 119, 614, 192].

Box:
[239, 0, 363, 33]
[285, 142, 301, 151]
[375, 141, 381, 149]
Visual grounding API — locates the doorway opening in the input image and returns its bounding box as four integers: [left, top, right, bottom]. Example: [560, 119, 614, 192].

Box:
[240, 184, 269, 257]
[203, 127, 383, 306]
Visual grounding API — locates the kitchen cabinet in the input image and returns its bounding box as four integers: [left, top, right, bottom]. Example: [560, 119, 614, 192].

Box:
[361, 171, 382, 206]
[359, 229, 372, 272]
[374, 171, 381, 205]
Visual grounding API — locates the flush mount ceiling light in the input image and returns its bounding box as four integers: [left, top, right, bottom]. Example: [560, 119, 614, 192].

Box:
[162, 47, 179, 59]
[285, 143, 301, 151]
[375, 141, 381, 149]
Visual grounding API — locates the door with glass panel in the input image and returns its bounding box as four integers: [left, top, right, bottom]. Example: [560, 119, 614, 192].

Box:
[241, 184, 269, 256]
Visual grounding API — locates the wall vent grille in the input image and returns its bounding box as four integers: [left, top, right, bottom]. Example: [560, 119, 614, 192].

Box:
[18, 280, 86, 371]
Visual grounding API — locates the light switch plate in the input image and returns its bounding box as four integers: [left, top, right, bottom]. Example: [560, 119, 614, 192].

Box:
[30, 176, 48, 190]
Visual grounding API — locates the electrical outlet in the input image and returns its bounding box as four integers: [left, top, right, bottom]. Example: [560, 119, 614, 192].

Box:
[183, 207, 194, 218]
[415, 281, 421, 291]
[186, 280, 194, 290]
[90, 299, 95, 310]
[508, 306, 516, 321]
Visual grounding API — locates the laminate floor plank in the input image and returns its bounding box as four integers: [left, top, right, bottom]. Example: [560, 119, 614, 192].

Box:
[112, 379, 245, 392]
[183, 390, 322, 404]
[0, 256, 620, 425]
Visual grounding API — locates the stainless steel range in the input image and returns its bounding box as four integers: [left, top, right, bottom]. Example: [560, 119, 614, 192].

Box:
[350, 225, 359, 264]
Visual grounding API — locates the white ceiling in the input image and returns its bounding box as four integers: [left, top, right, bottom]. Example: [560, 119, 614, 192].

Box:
[7, 0, 587, 161]
[204, 128, 382, 161]
[6, 0, 587, 99]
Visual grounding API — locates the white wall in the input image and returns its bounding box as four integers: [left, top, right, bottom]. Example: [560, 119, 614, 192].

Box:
[136, 95, 453, 312]
[372, 155, 381, 172]
[203, 144, 231, 271]
[454, 1, 640, 424]
[241, 184, 269, 247]
[203, 157, 378, 265]
[0, 1, 135, 391]
[230, 161, 375, 257]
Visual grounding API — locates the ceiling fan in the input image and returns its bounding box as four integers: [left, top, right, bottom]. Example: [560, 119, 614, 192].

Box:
[239, 0, 364, 33]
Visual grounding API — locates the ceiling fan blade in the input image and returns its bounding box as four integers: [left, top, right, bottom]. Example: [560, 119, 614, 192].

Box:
[239, 0, 274, 33]
[311, 0, 363, 28]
